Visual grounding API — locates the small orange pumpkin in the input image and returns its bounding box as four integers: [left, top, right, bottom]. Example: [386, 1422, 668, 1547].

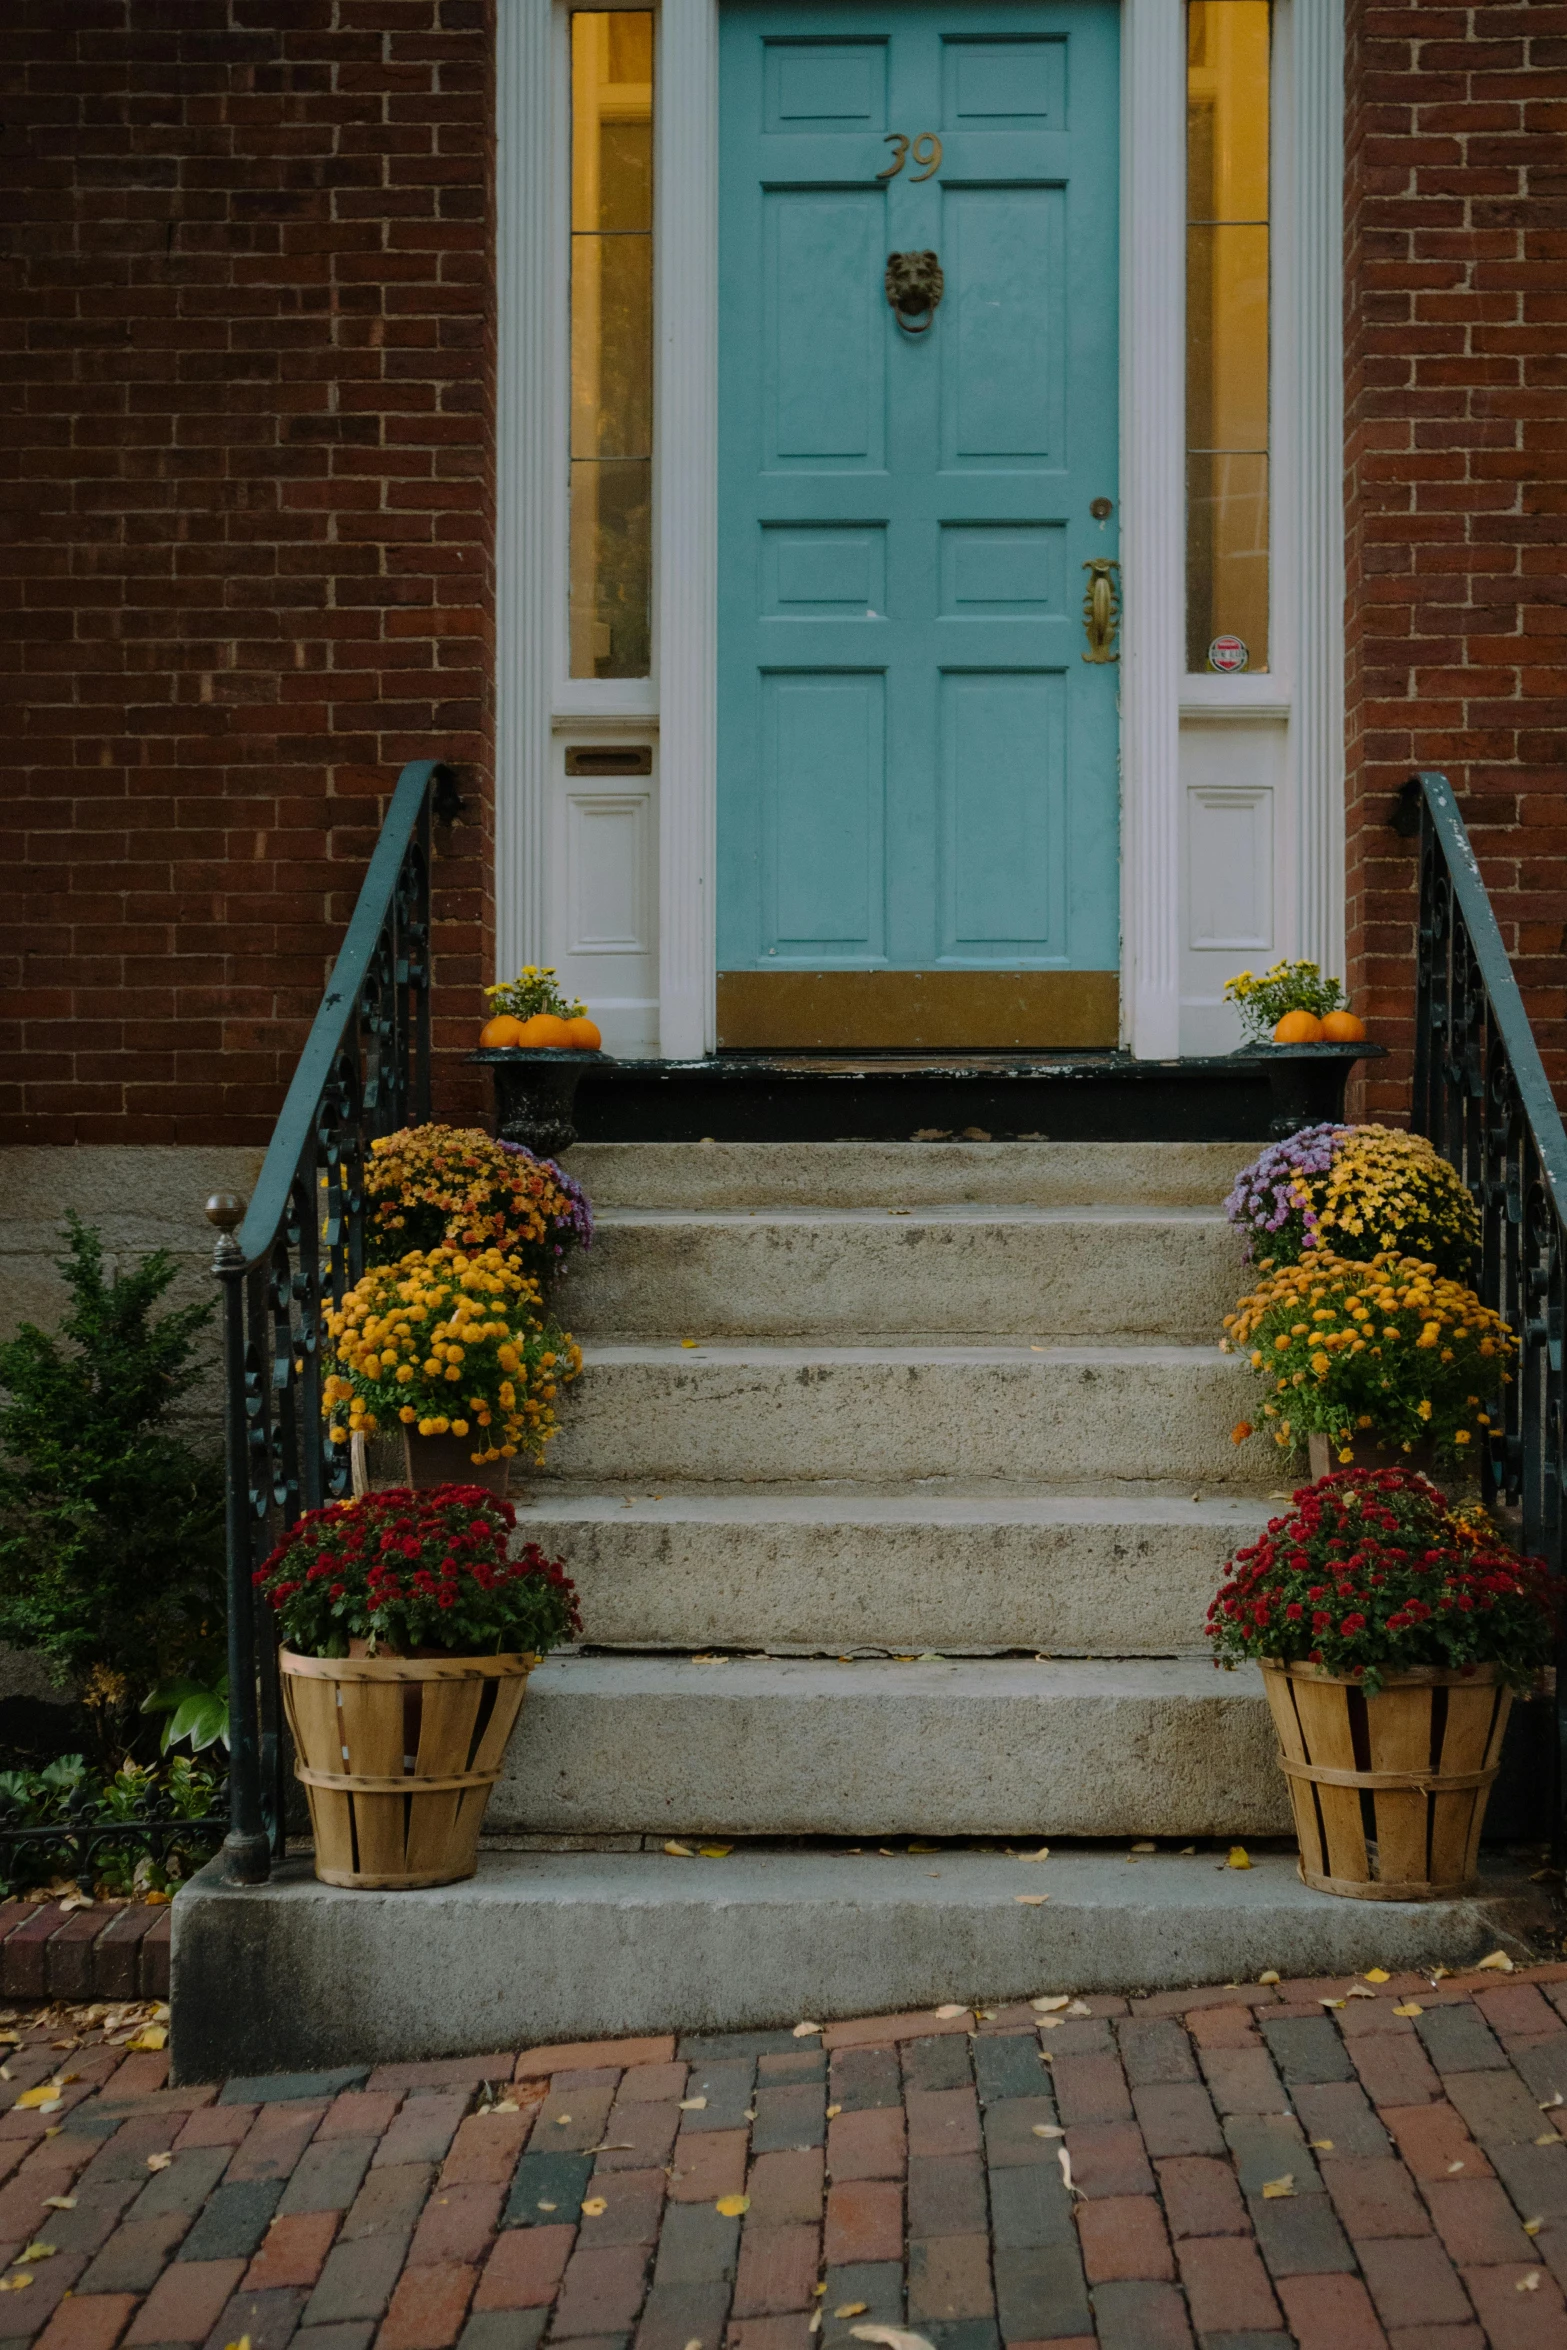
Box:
[563, 1016, 602, 1051]
[479, 1014, 525, 1048]
[515, 1012, 573, 1048]
[1273, 1009, 1325, 1044]
[1319, 1009, 1367, 1043]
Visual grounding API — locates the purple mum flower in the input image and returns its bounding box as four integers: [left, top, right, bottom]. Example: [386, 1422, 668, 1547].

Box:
[1225, 1124, 1349, 1263]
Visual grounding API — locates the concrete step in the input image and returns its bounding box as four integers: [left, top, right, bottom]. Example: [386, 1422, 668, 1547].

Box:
[490, 1655, 1291, 1838]
[516, 1482, 1272, 1655]
[171, 1846, 1547, 2076]
[562, 1205, 1241, 1342]
[571, 1138, 1255, 1211]
[544, 1342, 1262, 1485]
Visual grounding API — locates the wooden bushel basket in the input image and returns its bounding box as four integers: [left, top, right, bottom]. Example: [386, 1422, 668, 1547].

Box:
[281, 1649, 535, 1889]
[1261, 1660, 1512, 1901]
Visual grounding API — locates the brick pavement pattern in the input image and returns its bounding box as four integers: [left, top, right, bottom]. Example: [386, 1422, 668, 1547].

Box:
[6, 1966, 1567, 2350]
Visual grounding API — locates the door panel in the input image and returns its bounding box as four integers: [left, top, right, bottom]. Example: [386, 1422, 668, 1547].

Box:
[719, 0, 1120, 1049]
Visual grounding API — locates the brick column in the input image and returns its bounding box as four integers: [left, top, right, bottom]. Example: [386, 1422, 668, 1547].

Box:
[1343, 0, 1567, 1122]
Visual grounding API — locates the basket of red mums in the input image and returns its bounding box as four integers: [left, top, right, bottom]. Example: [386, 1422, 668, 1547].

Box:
[1207, 1467, 1554, 1900]
[255, 1486, 579, 1890]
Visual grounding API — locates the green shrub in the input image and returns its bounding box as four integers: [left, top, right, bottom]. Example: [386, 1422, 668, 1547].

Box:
[0, 1217, 227, 1762]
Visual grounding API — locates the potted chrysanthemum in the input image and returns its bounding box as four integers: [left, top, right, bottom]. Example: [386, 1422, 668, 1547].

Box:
[1225, 1124, 1479, 1281]
[1222, 1248, 1513, 1483]
[364, 1124, 593, 1292]
[322, 1245, 581, 1497]
[257, 1486, 580, 1889]
[1208, 1468, 1554, 1898]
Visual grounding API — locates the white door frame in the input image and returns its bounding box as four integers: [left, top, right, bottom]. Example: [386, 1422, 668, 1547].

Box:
[496, 0, 1345, 1061]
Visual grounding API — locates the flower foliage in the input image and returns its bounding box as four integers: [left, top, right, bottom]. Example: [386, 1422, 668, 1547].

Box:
[484, 965, 585, 1023]
[1206, 1468, 1555, 1693]
[254, 1487, 581, 1659]
[1222, 1249, 1513, 1465]
[1225, 1124, 1479, 1279]
[365, 1125, 593, 1287]
[323, 1247, 581, 1466]
[1223, 959, 1346, 1043]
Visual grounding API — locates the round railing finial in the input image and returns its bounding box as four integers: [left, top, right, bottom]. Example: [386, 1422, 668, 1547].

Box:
[205, 1193, 247, 1270]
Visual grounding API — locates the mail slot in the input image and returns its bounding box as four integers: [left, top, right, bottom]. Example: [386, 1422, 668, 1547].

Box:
[564, 744, 653, 777]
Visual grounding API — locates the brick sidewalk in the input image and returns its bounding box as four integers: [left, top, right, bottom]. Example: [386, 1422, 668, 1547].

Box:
[2, 1967, 1567, 2350]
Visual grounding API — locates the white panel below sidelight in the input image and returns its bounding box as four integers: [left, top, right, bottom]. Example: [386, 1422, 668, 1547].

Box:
[545, 738, 660, 1057]
[1178, 717, 1290, 1057]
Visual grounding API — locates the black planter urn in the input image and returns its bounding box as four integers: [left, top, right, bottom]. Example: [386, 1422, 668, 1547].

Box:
[1237, 1041, 1390, 1140]
[470, 1048, 609, 1159]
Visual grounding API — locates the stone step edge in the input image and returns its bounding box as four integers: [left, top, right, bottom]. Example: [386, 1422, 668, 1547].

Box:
[169, 1848, 1547, 2075]
[589, 1205, 1231, 1225]
[516, 1484, 1276, 1523]
[574, 1341, 1239, 1366]
[519, 1654, 1251, 1696]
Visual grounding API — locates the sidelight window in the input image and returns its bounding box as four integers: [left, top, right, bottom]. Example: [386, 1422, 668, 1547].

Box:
[1185, 0, 1270, 675]
[569, 10, 655, 679]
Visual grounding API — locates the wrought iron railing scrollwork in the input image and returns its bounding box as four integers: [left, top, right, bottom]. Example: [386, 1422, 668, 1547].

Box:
[1398, 769, 1567, 1844]
[207, 759, 460, 1882]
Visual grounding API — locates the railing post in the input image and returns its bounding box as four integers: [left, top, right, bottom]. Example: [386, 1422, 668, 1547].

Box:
[207, 1196, 272, 1885]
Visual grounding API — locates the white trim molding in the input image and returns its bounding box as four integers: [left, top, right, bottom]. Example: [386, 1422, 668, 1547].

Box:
[495, 0, 555, 978]
[1290, 0, 1346, 982]
[655, 0, 720, 1059]
[1118, 0, 1187, 1060]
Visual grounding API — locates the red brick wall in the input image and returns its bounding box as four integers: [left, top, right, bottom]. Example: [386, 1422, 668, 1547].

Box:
[0, 0, 496, 1145]
[1344, 0, 1567, 1121]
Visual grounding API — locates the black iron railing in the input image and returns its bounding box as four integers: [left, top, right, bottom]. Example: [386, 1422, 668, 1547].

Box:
[207, 758, 459, 1882]
[1399, 769, 1567, 1838]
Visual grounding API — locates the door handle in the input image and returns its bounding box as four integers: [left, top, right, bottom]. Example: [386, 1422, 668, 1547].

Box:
[1081, 559, 1120, 663]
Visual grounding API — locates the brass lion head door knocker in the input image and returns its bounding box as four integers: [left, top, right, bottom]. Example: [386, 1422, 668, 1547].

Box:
[885, 250, 944, 336]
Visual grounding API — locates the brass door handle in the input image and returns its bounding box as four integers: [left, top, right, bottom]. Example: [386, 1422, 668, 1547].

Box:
[1082, 558, 1120, 663]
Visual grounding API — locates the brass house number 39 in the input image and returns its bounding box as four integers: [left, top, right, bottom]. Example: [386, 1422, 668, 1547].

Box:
[878, 132, 943, 180]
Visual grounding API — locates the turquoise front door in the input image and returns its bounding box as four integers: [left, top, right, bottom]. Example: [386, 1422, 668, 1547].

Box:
[716, 0, 1121, 1050]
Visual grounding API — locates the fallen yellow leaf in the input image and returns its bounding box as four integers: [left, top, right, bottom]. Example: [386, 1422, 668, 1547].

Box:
[553, 2114, 571, 2127]
[1319, 1998, 1345, 2011]
[1308, 2139, 1334, 2152]
[1258, 1971, 1280, 1986]
[848, 2330, 937, 2350]
[834, 2305, 868, 2320]
[826, 2105, 841, 2119]
[1261, 2176, 1295, 2200]
[1447, 2160, 1465, 2174]
[1030, 2123, 1065, 2139]
[1392, 2003, 1423, 2018]
[715, 2194, 750, 2217]
[934, 2005, 966, 2020]
[792, 2021, 821, 2038]
[1539, 2135, 1561, 2147]
[681, 1340, 699, 1349]
[13, 2088, 59, 2113]
[678, 2098, 707, 2112]
[664, 1842, 694, 1858]
[581, 2198, 608, 2218]
[1477, 1950, 1515, 1973]
[126, 2027, 167, 2051]
[0, 2277, 33, 2293]
[697, 1847, 732, 1860]
[1227, 1847, 1251, 1870]
[1519, 2271, 1541, 2293]
[1524, 2217, 1543, 2236]
[1033, 1995, 1070, 2012]
[1022, 1847, 1050, 1862]
[13, 2245, 54, 2266]
[1363, 1968, 1390, 1984]
[1015, 1894, 1048, 1906]
[40, 2198, 74, 2213]
[1129, 1842, 1156, 1856]
[1429, 1966, 1450, 1982]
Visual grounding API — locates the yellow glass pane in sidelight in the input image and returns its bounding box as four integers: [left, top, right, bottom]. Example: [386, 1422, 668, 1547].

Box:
[1187, 452, 1270, 674]
[569, 12, 654, 679]
[1186, 1, 1270, 673]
